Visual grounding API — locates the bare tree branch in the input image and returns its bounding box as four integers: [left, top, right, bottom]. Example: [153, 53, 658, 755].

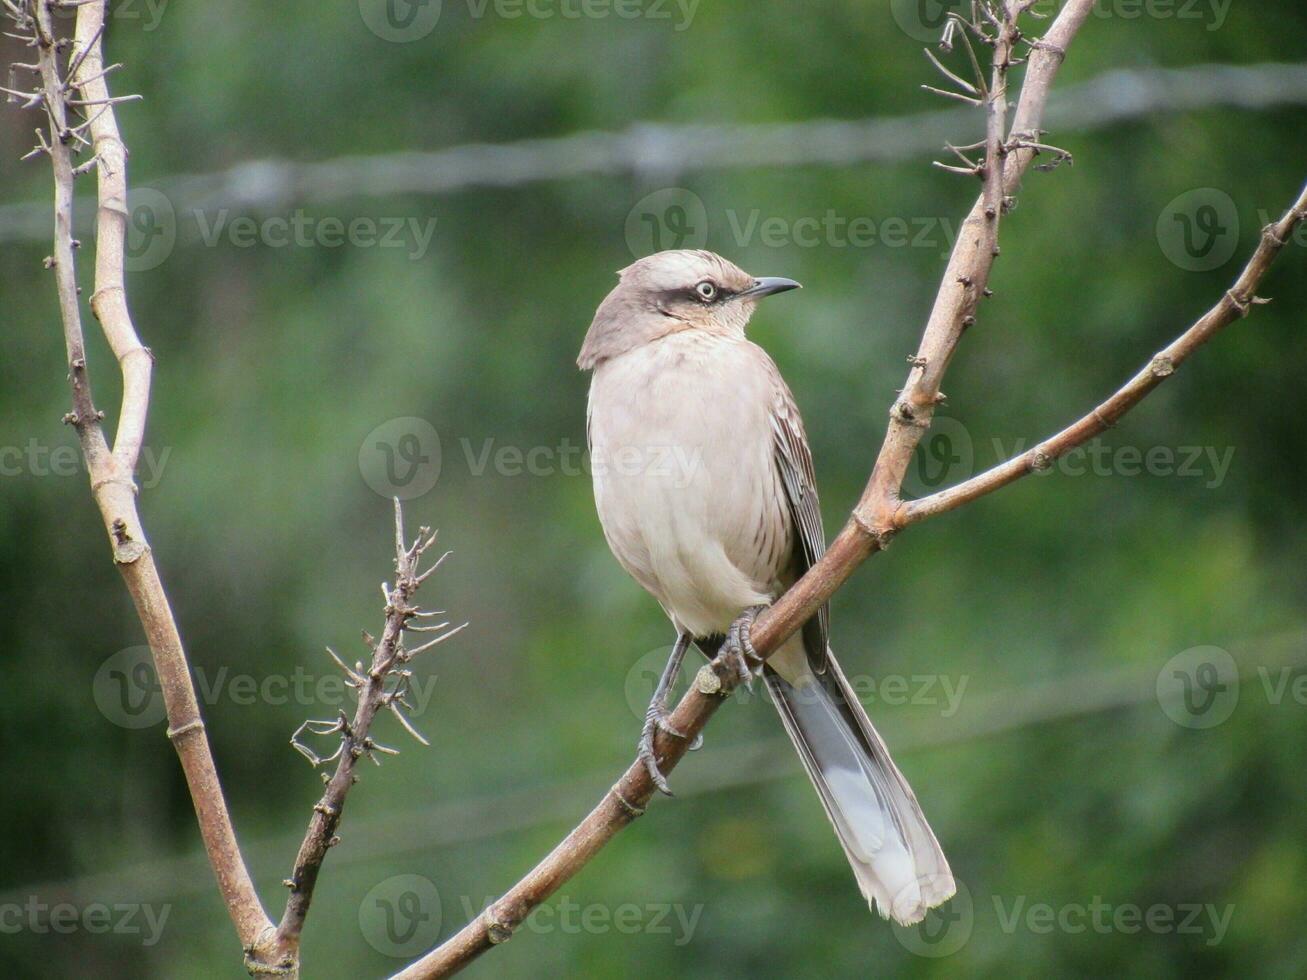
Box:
[21, 0, 277, 963]
[899, 183, 1307, 525]
[394, 3, 1099, 976]
[20, 0, 1304, 975]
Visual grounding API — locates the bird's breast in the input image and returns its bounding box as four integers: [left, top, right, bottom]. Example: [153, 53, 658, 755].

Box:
[587, 333, 792, 636]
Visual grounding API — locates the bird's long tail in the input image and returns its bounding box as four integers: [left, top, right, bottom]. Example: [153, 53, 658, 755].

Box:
[763, 643, 955, 925]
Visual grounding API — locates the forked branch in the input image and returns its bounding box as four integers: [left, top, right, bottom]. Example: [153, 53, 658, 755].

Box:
[20, 0, 275, 960]
[395, 2, 1102, 976]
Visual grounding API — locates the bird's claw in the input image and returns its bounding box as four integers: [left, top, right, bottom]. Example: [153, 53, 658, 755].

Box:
[723, 605, 766, 690]
[638, 702, 681, 795]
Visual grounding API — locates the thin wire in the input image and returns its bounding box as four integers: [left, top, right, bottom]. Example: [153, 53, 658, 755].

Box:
[2, 62, 1307, 245]
[7, 631, 1302, 907]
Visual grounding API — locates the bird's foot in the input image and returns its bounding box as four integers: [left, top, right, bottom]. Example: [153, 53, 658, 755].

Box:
[638, 701, 685, 795]
[723, 605, 767, 690]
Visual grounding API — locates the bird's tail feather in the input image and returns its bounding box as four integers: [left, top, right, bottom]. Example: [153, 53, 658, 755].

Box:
[763, 648, 955, 925]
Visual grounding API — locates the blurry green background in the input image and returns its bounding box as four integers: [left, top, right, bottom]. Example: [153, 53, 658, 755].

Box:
[2, 1, 1306, 977]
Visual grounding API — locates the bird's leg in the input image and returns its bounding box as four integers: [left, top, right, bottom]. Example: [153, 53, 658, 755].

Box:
[638, 631, 692, 795]
[722, 605, 767, 689]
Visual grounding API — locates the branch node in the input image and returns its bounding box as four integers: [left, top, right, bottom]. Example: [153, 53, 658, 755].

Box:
[693, 663, 723, 696]
[1030, 449, 1054, 472]
[483, 908, 515, 945]
[610, 783, 647, 819]
[1224, 289, 1251, 317]
[1150, 354, 1175, 378]
[167, 718, 205, 741]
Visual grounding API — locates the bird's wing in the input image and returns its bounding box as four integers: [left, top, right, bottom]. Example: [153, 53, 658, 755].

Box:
[769, 363, 830, 673]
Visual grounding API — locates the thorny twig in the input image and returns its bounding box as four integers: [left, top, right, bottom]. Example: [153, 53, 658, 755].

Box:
[273, 499, 466, 966]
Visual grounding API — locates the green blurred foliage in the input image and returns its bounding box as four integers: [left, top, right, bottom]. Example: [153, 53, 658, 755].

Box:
[2, 1, 1306, 977]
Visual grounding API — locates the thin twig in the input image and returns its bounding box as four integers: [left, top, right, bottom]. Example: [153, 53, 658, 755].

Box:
[898, 186, 1307, 525]
[270, 500, 459, 970]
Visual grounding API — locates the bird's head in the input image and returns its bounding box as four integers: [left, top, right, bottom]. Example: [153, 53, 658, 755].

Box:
[577, 249, 800, 370]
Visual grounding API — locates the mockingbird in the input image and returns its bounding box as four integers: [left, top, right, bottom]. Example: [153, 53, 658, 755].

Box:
[578, 249, 954, 924]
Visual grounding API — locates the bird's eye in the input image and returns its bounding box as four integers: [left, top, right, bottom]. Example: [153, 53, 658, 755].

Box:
[695, 280, 718, 301]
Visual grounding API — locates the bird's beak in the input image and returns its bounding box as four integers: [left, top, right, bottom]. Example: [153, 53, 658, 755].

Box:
[738, 276, 802, 300]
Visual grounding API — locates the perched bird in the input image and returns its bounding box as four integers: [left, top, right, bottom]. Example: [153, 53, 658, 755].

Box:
[578, 249, 954, 924]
